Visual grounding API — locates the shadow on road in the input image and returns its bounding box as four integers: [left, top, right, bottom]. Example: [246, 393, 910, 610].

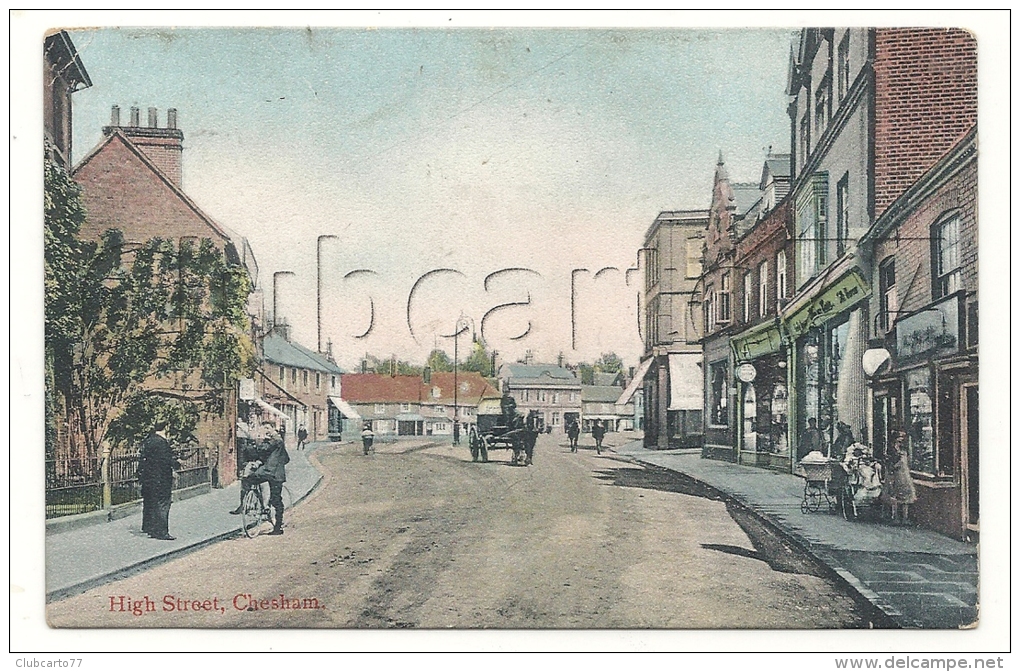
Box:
[594, 463, 829, 578]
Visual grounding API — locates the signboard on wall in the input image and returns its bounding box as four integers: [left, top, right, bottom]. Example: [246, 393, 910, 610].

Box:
[238, 377, 255, 401]
[731, 320, 784, 361]
[782, 269, 871, 339]
[895, 293, 962, 365]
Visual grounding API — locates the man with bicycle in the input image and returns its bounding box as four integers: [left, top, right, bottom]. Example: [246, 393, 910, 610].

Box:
[231, 423, 290, 535]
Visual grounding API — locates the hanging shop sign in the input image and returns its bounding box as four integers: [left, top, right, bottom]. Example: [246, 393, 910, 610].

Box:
[736, 362, 757, 383]
[782, 269, 871, 340]
[895, 292, 962, 365]
[238, 377, 255, 401]
[731, 320, 784, 362]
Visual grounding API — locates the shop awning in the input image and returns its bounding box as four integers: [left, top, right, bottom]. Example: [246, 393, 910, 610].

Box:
[255, 398, 290, 422]
[328, 396, 361, 419]
[731, 319, 784, 362]
[395, 413, 425, 422]
[668, 353, 703, 411]
[781, 268, 871, 340]
[585, 414, 622, 420]
[617, 357, 653, 405]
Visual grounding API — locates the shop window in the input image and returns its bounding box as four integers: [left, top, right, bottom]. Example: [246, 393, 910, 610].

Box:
[879, 257, 898, 332]
[758, 260, 769, 317]
[906, 368, 935, 475]
[743, 271, 753, 323]
[933, 214, 962, 298]
[709, 361, 729, 427]
[936, 371, 957, 477]
[836, 173, 849, 256]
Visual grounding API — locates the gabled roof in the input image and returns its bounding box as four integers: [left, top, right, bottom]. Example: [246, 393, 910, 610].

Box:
[421, 372, 501, 406]
[45, 30, 92, 89]
[341, 374, 425, 404]
[72, 129, 234, 252]
[263, 333, 343, 374]
[500, 364, 579, 385]
[582, 385, 627, 403]
[593, 372, 623, 387]
[761, 155, 792, 187]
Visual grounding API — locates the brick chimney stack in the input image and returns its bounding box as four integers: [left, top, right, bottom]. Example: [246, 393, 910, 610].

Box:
[104, 104, 185, 187]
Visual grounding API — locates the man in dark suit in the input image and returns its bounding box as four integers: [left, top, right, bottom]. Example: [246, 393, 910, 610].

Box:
[138, 421, 179, 540]
[241, 424, 290, 535]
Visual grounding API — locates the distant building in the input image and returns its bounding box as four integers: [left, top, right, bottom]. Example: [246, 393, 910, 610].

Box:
[581, 384, 633, 433]
[497, 363, 582, 433]
[259, 326, 343, 445]
[628, 210, 707, 450]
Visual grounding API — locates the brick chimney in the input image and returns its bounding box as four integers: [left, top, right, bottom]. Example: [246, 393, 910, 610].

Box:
[104, 105, 184, 187]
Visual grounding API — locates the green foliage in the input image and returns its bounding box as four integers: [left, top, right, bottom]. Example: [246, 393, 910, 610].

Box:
[595, 352, 624, 374]
[460, 338, 493, 375]
[44, 153, 254, 455]
[576, 363, 595, 385]
[426, 349, 454, 373]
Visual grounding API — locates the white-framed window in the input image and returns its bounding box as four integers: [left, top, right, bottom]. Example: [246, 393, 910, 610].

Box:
[331, 375, 336, 390]
[879, 257, 898, 332]
[302, 370, 308, 390]
[933, 214, 962, 298]
[552, 412, 560, 426]
[796, 175, 828, 287]
[400, 403, 412, 412]
[291, 368, 297, 385]
[645, 248, 660, 291]
[686, 239, 703, 279]
[836, 173, 849, 257]
[758, 260, 769, 318]
[837, 31, 850, 102]
[315, 372, 321, 391]
[776, 249, 788, 305]
[374, 403, 386, 415]
[552, 392, 559, 404]
[278, 366, 285, 383]
[436, 405, 445, 414]
[719, 273, 731, 322]
[538, 390, 547, 403]
[742, 271, 753, 323]
[569, 392, 577, 403]
[705, 284, 716, 331]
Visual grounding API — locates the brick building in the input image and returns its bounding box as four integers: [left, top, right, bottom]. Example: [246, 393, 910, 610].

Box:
[72, 107, 261, 486]
[859, 128, 977, 540]
[778, 27, 976, 539]
[727, 157, 795, 471]
[701, 157, 764, 461]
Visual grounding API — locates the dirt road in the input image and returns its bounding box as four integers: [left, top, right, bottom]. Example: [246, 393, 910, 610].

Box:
[48, 433, 872, 628]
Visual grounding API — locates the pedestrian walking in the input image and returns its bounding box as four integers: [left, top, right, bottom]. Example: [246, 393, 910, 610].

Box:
[592, 420, 606, 455]
[881, 430, 917, 524]
[137, 420, 179, 540]
[297, 425, 308, 450]
[361, 423, 375, 455]
[567, 419, 580, 452]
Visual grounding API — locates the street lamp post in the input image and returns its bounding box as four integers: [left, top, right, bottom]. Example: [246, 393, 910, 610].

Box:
[317, 235, 338, 353]
[452, 315, 474, 446]
[272, 270, 295, 331]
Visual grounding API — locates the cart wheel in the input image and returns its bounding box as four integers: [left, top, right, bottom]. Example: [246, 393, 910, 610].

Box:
[479, 436, 490, 463]
[470, 440, 480, 462]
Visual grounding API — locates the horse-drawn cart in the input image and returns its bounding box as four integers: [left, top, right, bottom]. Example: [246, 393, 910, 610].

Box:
[468, 395, 540, 466]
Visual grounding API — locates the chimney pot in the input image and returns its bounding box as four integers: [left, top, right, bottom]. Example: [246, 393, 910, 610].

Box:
[111, 105, 121, 126]
[130, 106, 140, 126]
[167, 108, 177, 129]
[148, 107, 158, 128]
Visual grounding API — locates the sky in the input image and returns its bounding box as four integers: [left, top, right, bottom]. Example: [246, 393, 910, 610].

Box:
[62, 25, 794, 371]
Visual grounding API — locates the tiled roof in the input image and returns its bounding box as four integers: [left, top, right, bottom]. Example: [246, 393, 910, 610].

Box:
[421, 372, 501, 406]
[500, 364, 579, 384]
[263, 333, 343, 374]
[340, 374, 423, 404]
[593, 372, 622, 387]
[765, 154, 792, 179]
[582, 385, 627, 403]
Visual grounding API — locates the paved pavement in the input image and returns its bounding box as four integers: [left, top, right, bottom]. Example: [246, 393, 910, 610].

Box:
[45, 441, 327, 602]
[613, 440, 978, 629]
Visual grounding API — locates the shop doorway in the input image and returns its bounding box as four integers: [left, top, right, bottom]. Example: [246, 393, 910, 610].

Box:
[962, 383, 978, 539]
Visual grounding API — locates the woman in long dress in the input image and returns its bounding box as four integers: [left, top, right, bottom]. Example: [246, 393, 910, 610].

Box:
[881, 431, 917, 523]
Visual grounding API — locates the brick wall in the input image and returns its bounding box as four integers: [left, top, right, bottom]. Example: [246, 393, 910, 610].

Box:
[873, 28, 977, 219]
[74, 135, 229, 249]
[871, 152, 977, 335]
[734, 200, 792, 325]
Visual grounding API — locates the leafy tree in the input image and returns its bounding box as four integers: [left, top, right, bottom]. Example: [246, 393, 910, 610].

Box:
[460, 338, 493, 375]
[44, 154, 255, 456]
[426, 348, 454, 373]
[365, 355, 421, 376]
[576, 363, 595, 385]
[594, 352, 624, 374]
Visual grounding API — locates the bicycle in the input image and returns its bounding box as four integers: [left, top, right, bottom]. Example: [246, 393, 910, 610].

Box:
[239, 479, 293, 538]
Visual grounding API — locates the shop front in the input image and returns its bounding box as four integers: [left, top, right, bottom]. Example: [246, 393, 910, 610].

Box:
[782, 268, 871, 470]
[731, 320, 790, 472]
[702, 335, 736, 461]
[869, 291, 976, 540]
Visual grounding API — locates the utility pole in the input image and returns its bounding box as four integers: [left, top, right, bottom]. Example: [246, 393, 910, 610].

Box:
[316, 235, 338, 353]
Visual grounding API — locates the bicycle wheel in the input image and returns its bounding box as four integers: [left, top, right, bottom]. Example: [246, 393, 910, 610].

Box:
[240, 489, 262, 538]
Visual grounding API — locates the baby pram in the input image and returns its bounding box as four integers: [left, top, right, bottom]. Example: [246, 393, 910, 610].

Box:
[837, 443, 883, 520]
